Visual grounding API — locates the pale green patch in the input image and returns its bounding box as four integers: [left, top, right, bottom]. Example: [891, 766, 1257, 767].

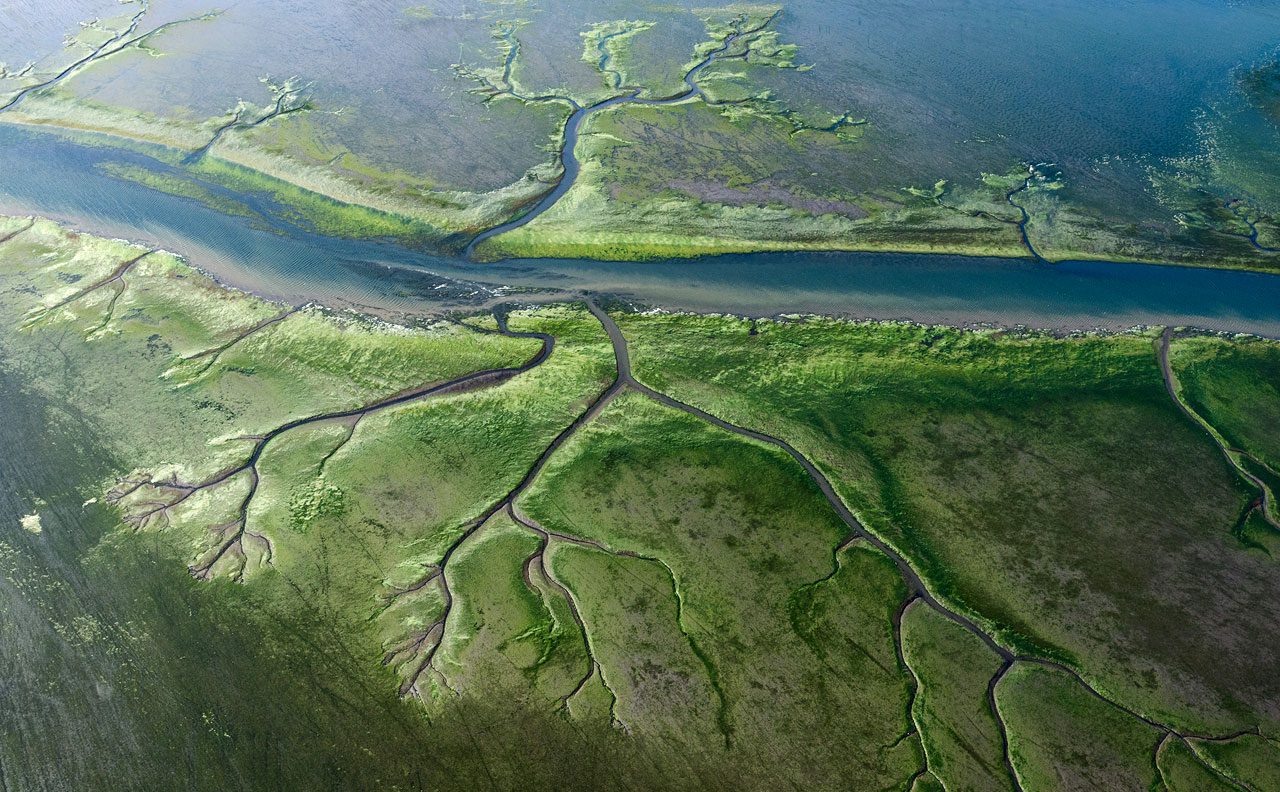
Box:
[288, 476, 346, 532]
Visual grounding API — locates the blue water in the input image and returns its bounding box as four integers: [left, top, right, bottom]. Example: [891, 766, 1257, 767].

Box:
[2, 124, 1279, 336]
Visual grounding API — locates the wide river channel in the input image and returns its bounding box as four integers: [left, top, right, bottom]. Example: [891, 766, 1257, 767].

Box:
[3, 125, 1280, 336]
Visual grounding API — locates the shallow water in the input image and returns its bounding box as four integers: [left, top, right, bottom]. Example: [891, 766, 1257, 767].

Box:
[2, 125, 1280, 336]
[7, 0, 1279, 202]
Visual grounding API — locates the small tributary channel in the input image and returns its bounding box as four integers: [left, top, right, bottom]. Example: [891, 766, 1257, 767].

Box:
[4, 124, 1280, 337]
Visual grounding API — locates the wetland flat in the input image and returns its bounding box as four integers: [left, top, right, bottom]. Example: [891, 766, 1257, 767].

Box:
[3, 2, 1280, 790]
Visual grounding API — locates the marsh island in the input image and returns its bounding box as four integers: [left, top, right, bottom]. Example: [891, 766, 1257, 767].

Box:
[3, 1, 1280, 789]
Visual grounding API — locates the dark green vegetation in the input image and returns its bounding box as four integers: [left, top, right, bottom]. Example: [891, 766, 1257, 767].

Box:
[996, 663, 1162, 790]
[1167, 333, 1280, 528]
[4, 214, 1280, 788]
[0, 217, 654, 789]
[520, 393, 919, 787]
[3, 1, 1280, 267]
[899, 600, 1013, 792]
[615, 308, 1280, 783]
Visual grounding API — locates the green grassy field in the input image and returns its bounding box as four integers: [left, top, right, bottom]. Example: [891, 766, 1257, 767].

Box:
[996, 662, 1161, 790]
[1169, 334, 1280, 525]
[3, 215, 1279, 788]
[520, 392, 920, 787]
[899, 600, 1013, 792]
[617, 310, 1280, 737]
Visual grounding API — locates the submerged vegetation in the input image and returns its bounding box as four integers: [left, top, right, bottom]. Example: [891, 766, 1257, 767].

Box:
[1241, 59, 1280, 127]
[1, 1, 1278, 267]
[3, 215, 1279, 787]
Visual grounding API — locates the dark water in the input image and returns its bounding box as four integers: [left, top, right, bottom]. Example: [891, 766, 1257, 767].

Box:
[2, 125, 1279, 336]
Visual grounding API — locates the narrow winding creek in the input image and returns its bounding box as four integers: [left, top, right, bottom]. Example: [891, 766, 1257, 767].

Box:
[6, 4, 1280, 788]
[464, 13, 784, 254]
[3, 7, 1278, 336]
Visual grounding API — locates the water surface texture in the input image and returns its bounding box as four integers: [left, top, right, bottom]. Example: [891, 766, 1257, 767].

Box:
[4, 5, 1280, 786]
[2, 125, 1279, 336]
[3, 0, 1280, 331]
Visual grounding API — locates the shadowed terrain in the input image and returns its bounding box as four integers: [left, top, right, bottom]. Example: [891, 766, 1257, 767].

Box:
[3, 215, 1279, 789]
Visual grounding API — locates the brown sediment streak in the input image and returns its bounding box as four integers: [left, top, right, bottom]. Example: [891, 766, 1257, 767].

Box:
[1182, 734, 1257, 792]
[891, 596, 930, 788]
[303, 301, 610, 701]
[381, 302, 628, 701]
[183, 87, 310, 165]
[80, 272, 128, 337]
[508, 505, 734, 739]
[0, 3, 220, 115]
[585, 300, 1012, 661]
[375, 567, 441, 613]
[0, 218, 35, 246]
[654, 550, 731, 746]
[511, 505, 624, 729]
[1152, 732, 1173, 792]
[316, 415, 360, 476]
[988, 659, 1024, 792]
[105, 293, 1278, 750]
[462, 11, 803, 257]
[0, 1, 151, 114]
[177, 306, 301, 380]
[929, 186, 1031, 255]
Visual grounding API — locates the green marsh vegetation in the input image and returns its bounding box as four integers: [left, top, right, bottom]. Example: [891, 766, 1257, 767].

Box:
[899, 600, 1013, 792]
[1169, 335, 1280, 478]
[3, 216, 537, 484]
[467, 6, 1044, 263]
[0, 217, 663, 789]
[1, 3, 565, 248]
[95, 161, 261, 221]
[616, 309, 1280, 757]
[4, 1, 1279, 267]
[4, 215, 1280, 787]
[435, 3, 1280, 267]
[1156, 735, 1244, 792]
[995, 663, 1162, 790]
[520, 392, 921, 787]
[1167, 334, 1280, 528]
